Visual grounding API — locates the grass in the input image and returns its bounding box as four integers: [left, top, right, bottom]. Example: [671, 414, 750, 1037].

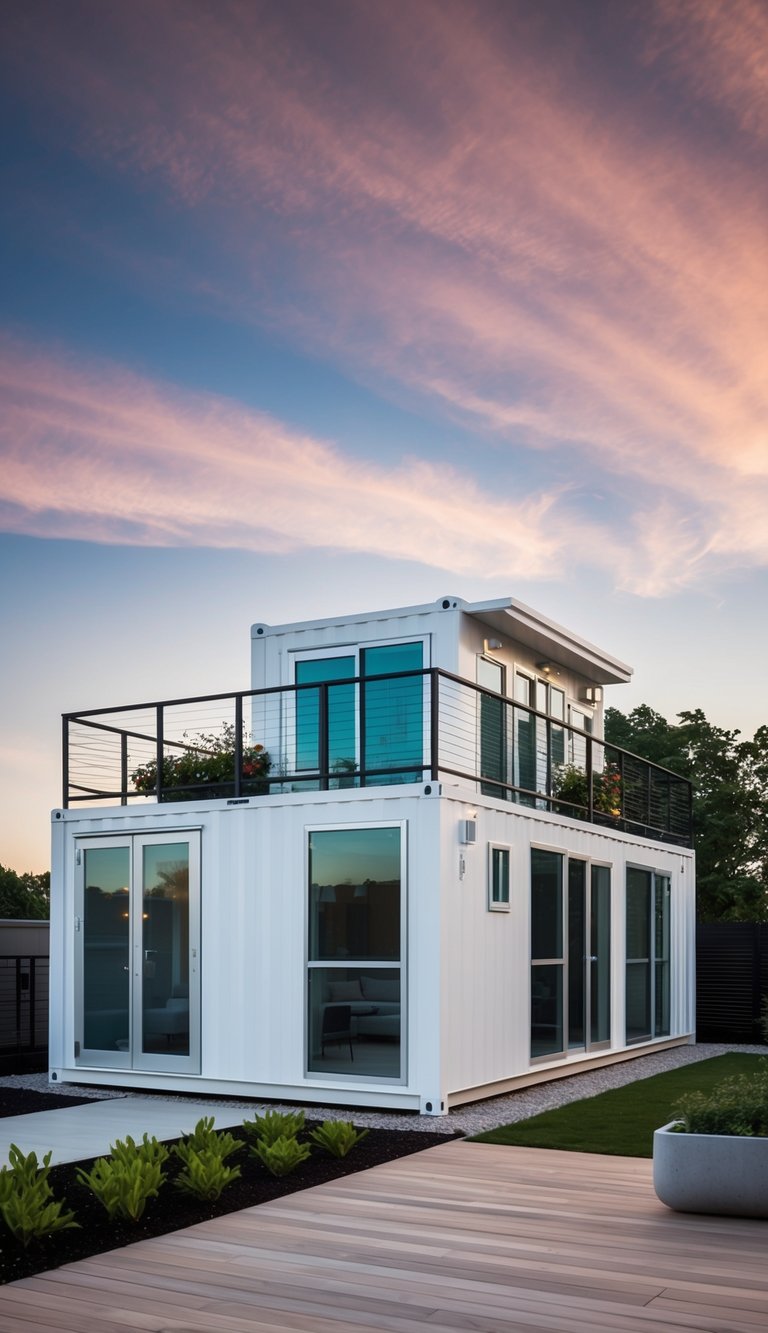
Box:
[472, 1053, 768, 1158]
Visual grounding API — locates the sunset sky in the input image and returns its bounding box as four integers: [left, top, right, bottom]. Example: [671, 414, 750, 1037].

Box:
[1, 0, 766, 873]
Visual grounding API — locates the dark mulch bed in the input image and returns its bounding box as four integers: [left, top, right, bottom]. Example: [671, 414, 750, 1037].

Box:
[0, 1088, 105, 1118]
[0, 1091, 459, 1285]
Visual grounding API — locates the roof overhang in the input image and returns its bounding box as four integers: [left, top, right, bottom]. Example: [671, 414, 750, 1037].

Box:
[465, 597, 632, 686]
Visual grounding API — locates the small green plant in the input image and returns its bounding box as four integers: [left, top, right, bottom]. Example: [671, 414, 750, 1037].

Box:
[672, 1066, 768, 1137]
[0, 1145, 79, 1247]
[251, 1135, 311, 1176]
[309, 1120, 369, 1158]
[172, 1118, 242, 1201]
[178, 1116, 240, 1160]
[173, 1146, 242, 1201]
[242, 1108, 306, 1145]
[76, 1134, 169, 1222]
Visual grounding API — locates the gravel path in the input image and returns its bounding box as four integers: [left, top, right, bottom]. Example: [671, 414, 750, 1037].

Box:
[1, 1043, 764, 1134]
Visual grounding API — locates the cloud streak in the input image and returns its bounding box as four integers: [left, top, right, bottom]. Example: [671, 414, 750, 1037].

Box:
[0, 336, 576, 579]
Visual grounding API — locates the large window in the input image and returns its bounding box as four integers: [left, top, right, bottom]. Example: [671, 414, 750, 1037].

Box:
[626, 867, 671, 1042]
[295, 642, 423, 786]
[307, 826, 403, 1080]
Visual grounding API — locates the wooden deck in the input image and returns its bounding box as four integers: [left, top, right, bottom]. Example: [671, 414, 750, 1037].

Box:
[0, 1140, 765, 1331]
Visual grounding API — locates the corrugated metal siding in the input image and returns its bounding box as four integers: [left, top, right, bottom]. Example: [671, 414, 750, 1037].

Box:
[696, 923, 768, 1042]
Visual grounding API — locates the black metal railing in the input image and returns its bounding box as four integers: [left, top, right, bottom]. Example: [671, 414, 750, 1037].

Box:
[63, 668, 693, 845]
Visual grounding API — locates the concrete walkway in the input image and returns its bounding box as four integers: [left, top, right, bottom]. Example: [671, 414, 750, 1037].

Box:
[0, 1097, 250, 1165]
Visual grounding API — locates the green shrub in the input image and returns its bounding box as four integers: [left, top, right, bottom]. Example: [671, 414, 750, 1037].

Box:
[77, 1134, 169, 1222]
[172, 1118, 242, 1201]
[309, 1120, 369, 1158]
[178, 1116, 240, 1161]
[251, 1135, 311, 1176]
[173, 1146, 241, 1201]
[672, 1066, 768, 1137]
[0, 1145, 79, 1247]
[242, 1108, 305, 1146]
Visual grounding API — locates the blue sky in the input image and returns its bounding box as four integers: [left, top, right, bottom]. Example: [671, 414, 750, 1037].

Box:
[1, 0, 766, 872]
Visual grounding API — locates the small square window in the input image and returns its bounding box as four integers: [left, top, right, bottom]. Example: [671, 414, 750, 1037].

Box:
[489, 845, 511, 911]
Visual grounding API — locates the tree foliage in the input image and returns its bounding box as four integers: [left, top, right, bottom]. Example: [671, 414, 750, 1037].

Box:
[0, 865, 50, 920]
[605, 705, 768, 922]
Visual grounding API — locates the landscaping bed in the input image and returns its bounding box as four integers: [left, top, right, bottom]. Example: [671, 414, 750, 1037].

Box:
[0, 1088, 103, 1119]
[0, 1096, 459, 1285]
[472, 1054, 768, 1157]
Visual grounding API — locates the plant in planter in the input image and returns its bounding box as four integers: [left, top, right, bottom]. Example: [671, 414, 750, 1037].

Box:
[132, 723, 270, 801]
[553, 764, 588, 812]
[653, 1063, 768, 1217]
[552, 762, 622, 817]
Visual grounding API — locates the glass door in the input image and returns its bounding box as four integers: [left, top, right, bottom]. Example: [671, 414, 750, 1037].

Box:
[294, 642, 424, 787]
[76, 832, 200, 1073]
[531, 852, 611, 1060]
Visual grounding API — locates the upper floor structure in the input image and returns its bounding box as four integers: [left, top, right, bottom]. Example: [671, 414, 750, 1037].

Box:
[63, 595, 692, 846]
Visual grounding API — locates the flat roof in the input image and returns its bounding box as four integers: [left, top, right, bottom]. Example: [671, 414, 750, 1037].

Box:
[252, 594, 632, 685]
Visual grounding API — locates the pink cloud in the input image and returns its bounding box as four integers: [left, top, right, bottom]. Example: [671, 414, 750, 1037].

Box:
[3, 1, 766, 594]
[0, 336, 574, 579]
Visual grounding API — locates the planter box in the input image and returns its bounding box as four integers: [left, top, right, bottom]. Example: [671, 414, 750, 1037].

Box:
[653, 1121, 768, 1219]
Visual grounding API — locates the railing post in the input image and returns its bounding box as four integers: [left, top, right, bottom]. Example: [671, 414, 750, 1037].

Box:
[234, 695, 243, 797]
[120, 733, 128, 806]
[62, 716, 70, 809]
[586, 734, 594, 822]
[358, 673, 366, 785]
[319, 684, 329, 791]
[155, 705, 164, 801]
[430, 669, 440, 781]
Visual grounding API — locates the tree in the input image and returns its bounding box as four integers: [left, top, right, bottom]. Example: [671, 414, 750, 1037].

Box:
[0, 865, 50, 920]
[605, 706, 768, 922]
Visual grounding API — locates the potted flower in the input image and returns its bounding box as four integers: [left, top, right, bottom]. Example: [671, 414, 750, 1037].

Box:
[653, 1064, 768, 1218]
[132, 724, 270, 801]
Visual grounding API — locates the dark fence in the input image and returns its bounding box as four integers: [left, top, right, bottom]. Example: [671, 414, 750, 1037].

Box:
[0, 956, 49, 1072]
[696, 923, 768, 1044]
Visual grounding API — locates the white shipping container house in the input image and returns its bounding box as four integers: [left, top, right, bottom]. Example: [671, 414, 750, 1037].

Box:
[50, 596, 695, 1113]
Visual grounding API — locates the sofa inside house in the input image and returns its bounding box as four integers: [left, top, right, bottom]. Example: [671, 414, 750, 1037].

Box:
[326, 975, 400, 1039]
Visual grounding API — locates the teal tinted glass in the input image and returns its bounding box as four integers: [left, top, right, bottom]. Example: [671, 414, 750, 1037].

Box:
[295, 656, 355, 772]
[361, 642, 422, 783]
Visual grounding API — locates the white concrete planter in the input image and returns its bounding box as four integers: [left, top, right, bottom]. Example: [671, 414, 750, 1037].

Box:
[653, 1121, 768, 1219]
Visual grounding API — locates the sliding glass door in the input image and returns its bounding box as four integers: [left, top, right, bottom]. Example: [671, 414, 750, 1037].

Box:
[294, 642, 424, 785]
[531, 851, 611, 1059]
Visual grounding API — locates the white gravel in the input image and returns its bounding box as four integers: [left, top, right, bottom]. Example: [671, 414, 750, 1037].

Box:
[2, 1043, 764, 1135]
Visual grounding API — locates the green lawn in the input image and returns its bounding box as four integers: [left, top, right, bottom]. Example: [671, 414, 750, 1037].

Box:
[472, 1054, 768, 1158]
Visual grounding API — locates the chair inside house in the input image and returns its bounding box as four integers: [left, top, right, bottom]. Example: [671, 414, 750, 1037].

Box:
[321, 1003, 354, 1060]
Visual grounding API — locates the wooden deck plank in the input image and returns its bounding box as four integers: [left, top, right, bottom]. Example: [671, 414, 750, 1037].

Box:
[0, 1141, 765, 1332]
